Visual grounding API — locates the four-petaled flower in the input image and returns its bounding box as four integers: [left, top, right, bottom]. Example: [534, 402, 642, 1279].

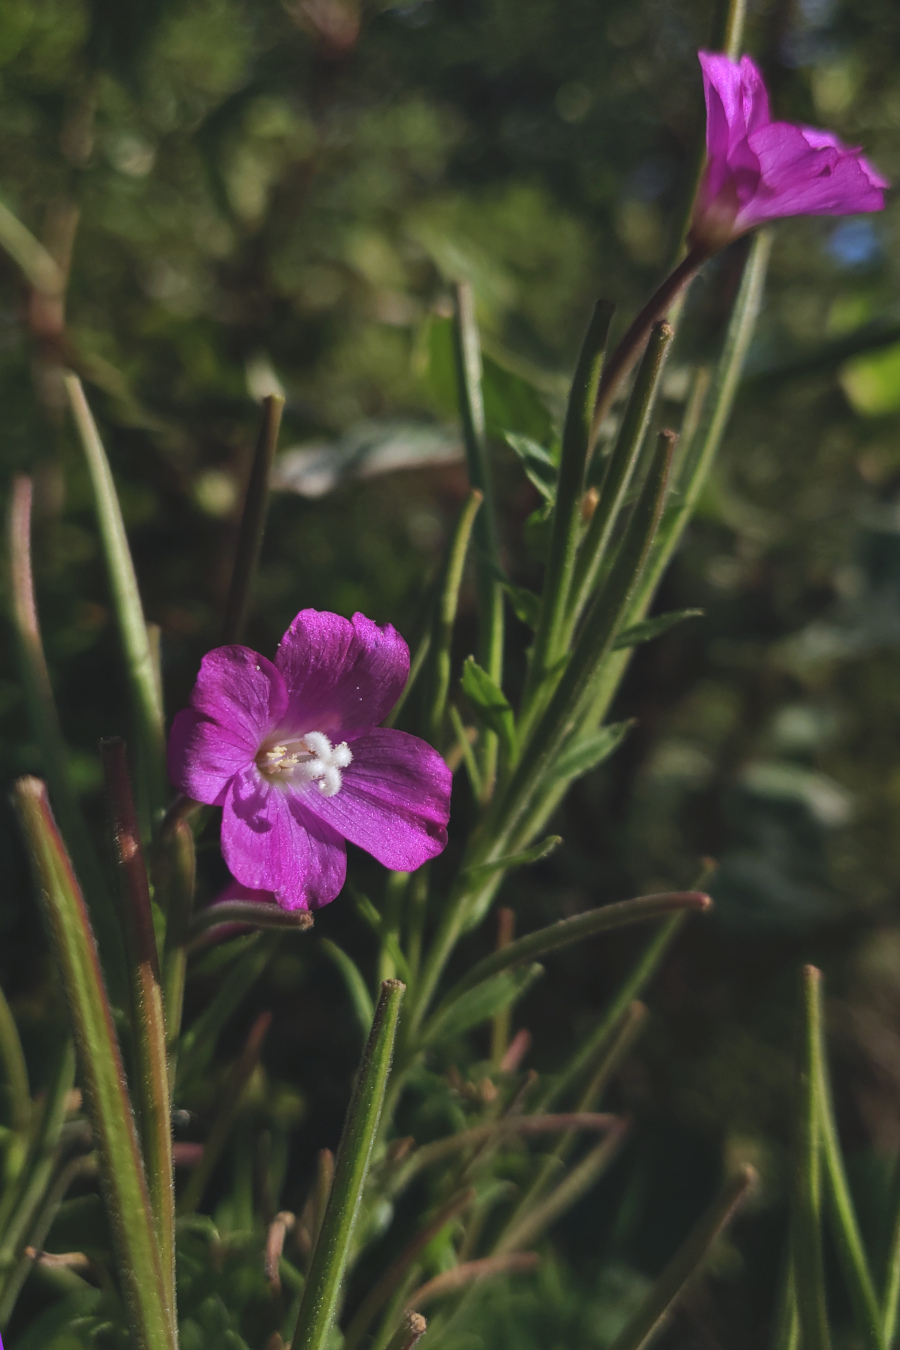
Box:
[169, 610, 452, 911]
[691, 51, 888, 253]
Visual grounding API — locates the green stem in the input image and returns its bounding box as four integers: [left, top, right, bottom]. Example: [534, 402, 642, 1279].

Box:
[64, 375, 167, 821]
[565, 321, 674, 632]
[100, 739, 175, 1315]
[793, 966, 831, 1350]
[523, 301, 614, 714]
[608, 1164, 756, 1350]
[815, 1013, 883, 1348]
[12, 777, 176, 1350]
[290, 980, 406, 1350]
[424, 488, 483, 745]
[222, 392, 284, 644]
[452, 282, 504, 796]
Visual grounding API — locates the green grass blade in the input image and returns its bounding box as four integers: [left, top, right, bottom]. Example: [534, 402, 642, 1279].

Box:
[423, 487, 483, 745]
[64, 375, 167, 820]
[12, 777, 176, 1350]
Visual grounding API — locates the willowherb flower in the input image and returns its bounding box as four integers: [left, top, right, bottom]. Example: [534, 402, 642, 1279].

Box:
[169, 609, 452, 910]
[690, 51, 888, 252]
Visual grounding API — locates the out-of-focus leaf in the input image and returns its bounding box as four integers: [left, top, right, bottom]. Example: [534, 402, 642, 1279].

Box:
[272, 419, 462, 498]
[460, 657, 515, 757]
[612, 609, 703, 650]
[840, 340, 900, 415]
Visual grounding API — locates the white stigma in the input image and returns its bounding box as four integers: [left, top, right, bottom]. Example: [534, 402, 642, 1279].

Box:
[258, 731, 353, 796]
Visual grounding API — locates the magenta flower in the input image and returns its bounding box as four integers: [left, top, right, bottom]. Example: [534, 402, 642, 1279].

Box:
[168, 610, 452, 911]
[690, 51, 888, 252]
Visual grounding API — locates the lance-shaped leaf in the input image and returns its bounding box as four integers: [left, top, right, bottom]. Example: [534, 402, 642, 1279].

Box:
[612, 609, 704, 650]
[551, 720, 633, 786]
[101, 738, 174, 1313]
[440, 892, 710, 1013]
[607, 1164, 756, 1350]
[290, 980, 405, 1350]
[12, 778, 176, 1350]
[462, 835, 562, 884]
[63, 376, 167, 819]
[460, 657, 516, 761]
[422, 964, 543, 1048]
[501, 579, 542, 630]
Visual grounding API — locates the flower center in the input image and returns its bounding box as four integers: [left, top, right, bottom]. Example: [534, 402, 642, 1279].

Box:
[257, 731, 352, 797]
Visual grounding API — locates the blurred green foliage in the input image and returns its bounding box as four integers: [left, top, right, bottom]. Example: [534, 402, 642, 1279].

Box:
[3, 0, 900, 1344]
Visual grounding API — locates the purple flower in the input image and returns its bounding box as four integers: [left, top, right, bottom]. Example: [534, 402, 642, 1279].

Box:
[168, 610, 452, 911]
[690, 51, 888, 252]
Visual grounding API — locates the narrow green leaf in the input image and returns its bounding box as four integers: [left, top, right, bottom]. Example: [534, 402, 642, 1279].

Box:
[452, 282, 504, 794]
[444, 892, 710, 1008]
[101, 738, 174, 1313]
[463, 834, 562, 883]
[552, 720, 633, 785]
[12, 777, 176, 1350]
[63, 376, 167, 820]
[320, 939, 376, 1038]
[460, 657, 515, 760]
[290, 980, 405, 1350]
[157, 817, 196, 1089]
[793, 965, 832, 1350]
[612, 609, 703, 650]
[422, 963, 543, 1048]
[223, 393, 284, 644]
[607, 1164, 756, 1350]
[503, 432, 558, 501]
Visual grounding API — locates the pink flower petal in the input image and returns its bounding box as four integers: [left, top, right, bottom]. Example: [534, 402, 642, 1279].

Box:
[299, 727, 451, 871]
[193, 646, 288, 747]
[168, 707, 256, 804]
[222, 764, 347, 908]
[739, 121, 889, 226]
[275, 610, 409, 736]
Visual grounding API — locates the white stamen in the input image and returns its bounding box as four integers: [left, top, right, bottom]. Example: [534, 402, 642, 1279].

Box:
[258, 730, 352, 797]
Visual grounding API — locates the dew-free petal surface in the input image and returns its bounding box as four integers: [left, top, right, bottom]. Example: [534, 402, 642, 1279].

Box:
[168, 707, 253, 805]
[300, 727, 451, 871]
[275, 610, 409, 736]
